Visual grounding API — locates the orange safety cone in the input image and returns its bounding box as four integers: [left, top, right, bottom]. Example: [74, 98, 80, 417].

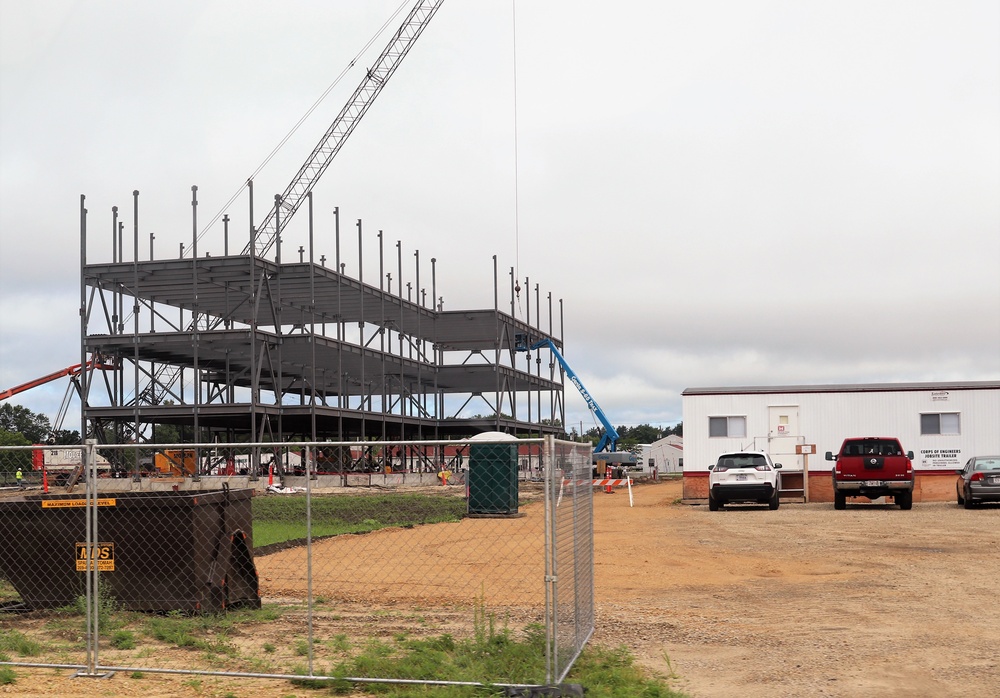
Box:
[268, 463, 274, 486]
[605, 473, 614, 494]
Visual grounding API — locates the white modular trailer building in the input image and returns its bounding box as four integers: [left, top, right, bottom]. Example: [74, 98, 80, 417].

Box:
[648, 436, 683, 474]
[680, 381, 1000, 502]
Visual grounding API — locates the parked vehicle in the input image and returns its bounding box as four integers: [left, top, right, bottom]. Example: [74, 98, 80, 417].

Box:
[955, 455, 1000, 508]
[708, 451, 782, 511]
[30, 447, 111, 485]
[826, 437, 914, 510]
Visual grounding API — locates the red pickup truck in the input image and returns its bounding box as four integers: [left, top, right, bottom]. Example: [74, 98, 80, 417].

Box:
[826, 437, 915, 510]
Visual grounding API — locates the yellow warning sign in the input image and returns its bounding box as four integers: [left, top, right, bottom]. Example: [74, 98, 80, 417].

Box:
[42, 498, 117, 509]
[75, 543, 115, 572]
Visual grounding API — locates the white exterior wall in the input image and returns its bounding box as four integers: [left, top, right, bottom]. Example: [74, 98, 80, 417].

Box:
[648, 436, 683, 473]
[683, 385, 1000, 474]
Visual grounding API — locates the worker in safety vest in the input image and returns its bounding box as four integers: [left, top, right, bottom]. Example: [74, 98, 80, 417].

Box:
[15, 468, 24, 489]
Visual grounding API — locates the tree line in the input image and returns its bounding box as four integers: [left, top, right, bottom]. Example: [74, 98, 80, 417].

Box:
[580, 422, 682, 450]
[0, 403, 79, 448]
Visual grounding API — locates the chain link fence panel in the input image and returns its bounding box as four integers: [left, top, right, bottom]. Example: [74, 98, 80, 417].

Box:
[0, 438, 593, 688]
[547, 438, 596, 683]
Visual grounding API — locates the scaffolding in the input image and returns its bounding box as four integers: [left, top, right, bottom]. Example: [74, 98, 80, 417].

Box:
[78, 190, 567, 455]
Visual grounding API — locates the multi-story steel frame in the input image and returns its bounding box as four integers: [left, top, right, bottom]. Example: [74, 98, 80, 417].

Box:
[77, 191, 567, 450]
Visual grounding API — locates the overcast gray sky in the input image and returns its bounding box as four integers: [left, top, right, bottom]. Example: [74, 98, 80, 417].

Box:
[1, 0, 998, 436]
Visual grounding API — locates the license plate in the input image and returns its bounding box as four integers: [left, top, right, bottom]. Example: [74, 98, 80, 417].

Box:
[864, 480, 882, 487]
[989, 476, 1000, 485]
[736, 474, 748, 481]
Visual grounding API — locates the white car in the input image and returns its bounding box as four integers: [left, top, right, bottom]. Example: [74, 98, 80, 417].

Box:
[708, 451, 782, 511]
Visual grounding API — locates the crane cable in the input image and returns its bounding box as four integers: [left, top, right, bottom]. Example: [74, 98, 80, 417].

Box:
[512, 0, 523, 315]
[190, 1, 412, 251]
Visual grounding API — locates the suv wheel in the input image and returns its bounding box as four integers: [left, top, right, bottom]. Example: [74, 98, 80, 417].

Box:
[834, 492, 846, 510]
[768, 488, 779, 510]
[708, 494, 720, 511]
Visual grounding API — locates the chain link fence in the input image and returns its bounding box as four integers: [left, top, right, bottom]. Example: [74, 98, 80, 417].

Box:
[0, 436, 593, 688]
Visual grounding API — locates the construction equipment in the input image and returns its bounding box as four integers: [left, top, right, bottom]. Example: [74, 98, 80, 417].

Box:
[0, 356, 115, 402]
[30, 447, 112, 486]
[514, 334, 620, 453]
[1, 355, 116, 456]
[153, 449, 198, 477]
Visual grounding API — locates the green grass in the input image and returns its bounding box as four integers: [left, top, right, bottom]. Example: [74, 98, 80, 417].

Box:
[0, 667, 16, 686]
[110, 629, 136, 650]
[0, 578, 18, 604]
[278, 598, 685, 696]
[0, 629, 44, 657]
[327, 634, 351, 653]
[1, 603, 684, 697]
[288, 626, 686, 697]
[252, 493, 467, 548]
[145, 613, 238, 657]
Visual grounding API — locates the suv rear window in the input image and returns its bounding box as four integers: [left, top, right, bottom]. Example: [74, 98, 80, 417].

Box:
[717, 454, 768, 469]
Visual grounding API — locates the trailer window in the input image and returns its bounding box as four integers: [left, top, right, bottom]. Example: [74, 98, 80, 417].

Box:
[920, 413, 960, 435]
[709, 416, 746, 438]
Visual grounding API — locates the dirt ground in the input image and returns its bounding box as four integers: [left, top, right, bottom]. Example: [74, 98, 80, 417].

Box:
[4, 479, 998, 697]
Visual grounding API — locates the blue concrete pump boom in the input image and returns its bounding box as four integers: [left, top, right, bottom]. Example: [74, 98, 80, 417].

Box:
[514, 334, 620, 453]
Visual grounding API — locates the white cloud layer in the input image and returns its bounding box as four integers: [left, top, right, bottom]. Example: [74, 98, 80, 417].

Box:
[1, 0, 998, 433]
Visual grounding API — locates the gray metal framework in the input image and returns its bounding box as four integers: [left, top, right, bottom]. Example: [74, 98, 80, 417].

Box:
[78, 192, 568, 451]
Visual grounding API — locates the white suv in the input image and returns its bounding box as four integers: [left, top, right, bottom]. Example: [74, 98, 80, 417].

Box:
[708, 451, 782, 511]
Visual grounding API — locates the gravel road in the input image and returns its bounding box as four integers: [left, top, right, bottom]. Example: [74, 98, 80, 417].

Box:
[4, 479, 997, 697]
[591, 479, 1000, 697]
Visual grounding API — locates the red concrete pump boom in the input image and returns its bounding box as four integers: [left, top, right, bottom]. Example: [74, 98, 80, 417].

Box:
[0, 356, 116, 401]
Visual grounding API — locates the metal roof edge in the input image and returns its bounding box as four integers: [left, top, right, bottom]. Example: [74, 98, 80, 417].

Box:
[681, 380, 1000, 396]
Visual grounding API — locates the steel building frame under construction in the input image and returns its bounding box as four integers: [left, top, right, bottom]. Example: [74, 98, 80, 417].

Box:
[77, 190, 568, 458]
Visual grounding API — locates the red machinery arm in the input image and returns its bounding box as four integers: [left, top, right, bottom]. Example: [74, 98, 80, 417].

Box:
[0, 357, 115, 401]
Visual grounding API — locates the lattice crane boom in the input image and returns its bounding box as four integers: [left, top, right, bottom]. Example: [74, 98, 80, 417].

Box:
[245, 0, 445, 258]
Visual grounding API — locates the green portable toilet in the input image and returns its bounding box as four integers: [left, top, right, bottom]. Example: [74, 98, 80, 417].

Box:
[468, 442, 519, 516]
